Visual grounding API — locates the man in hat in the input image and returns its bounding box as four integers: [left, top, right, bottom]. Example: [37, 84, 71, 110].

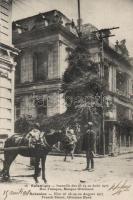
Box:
[82, 122, 96, 171]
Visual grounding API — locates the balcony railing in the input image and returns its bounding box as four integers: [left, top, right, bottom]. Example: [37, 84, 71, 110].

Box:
[116, 89, 129, 97]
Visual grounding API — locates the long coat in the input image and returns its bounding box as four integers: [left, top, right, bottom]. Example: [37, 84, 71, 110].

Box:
[82, 129, 96, 151]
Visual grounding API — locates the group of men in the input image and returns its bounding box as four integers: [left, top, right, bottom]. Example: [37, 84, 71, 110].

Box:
[26, 121, 96, 171]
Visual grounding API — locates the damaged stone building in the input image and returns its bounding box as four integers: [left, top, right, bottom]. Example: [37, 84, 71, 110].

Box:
[13, 10, 133, 155]
[13, 10, 76, 120]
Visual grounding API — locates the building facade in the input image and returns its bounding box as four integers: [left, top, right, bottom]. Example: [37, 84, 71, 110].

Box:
[82, 25, 133, 155]
[13, 10, 133, 155]
[0, 0, 18, 141]
[103, 41, 133, 155]
[13, 10, 76, 120]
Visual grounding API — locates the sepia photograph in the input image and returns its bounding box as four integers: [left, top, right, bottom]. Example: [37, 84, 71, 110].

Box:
[0, 0, 133, 199]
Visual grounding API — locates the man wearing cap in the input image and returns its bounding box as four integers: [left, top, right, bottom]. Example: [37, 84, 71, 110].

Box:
[82, 122, 96, 171]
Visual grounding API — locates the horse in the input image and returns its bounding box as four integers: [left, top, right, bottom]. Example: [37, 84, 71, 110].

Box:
[64, 142, 76, 161]
[0, 131, 71, 183]
[63, 140, 77, 161]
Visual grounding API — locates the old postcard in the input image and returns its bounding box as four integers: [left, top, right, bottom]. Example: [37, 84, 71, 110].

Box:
[0, 0, 133, 199]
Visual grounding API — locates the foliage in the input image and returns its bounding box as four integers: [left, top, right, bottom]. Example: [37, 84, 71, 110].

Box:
[62, 35, 106, 126]
[35, 35, 107, 132]
[39, 111, 78, 132]
[15, 115, 33, 134]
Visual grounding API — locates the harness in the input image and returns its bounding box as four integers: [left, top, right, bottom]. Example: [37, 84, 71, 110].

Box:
[25, 130, 52, 150]
[42, 135, 52, 150]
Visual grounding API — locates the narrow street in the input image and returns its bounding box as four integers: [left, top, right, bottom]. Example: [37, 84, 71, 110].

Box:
[0, 153, 133, 184]
[0, 153, 133, 200]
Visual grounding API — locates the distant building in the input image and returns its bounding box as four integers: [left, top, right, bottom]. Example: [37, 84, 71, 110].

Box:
[82, 24, 133, 155]
[13, 10, 133, 155]
[0, 0, 18, 141]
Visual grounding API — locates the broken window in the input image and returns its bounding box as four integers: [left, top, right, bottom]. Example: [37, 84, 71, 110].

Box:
[34, 95, 47, 115]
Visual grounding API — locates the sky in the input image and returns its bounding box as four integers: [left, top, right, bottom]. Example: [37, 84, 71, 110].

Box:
[12, 0, 133, 56]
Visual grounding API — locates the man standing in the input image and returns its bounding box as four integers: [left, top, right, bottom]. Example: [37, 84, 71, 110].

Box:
[82, 122, 96, 171]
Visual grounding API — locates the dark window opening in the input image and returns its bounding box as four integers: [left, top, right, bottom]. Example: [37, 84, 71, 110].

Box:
[37, 106, 47, 115]
[132, 81, 133, 94]
[116, 72, 125, 91]
[15, 56, 21, 84]
[116, 71, 128, 96]
[35, 96, 47, 116]
[33, 52, 48, 82]
[15, 102, 21, 119]
[104, 65, 109, 89]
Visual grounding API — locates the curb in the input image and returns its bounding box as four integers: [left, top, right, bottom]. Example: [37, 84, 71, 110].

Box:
[49, 152, 108, 158]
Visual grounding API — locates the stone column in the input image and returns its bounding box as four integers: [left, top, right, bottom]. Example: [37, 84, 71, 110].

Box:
[109, 124, 118, 156]
[58, 41, 68, 78]
[109, 65, 113, 91]
[129, 136, 131, 147]
[124, 135, 126, 147]
[128, 78, 132, 97]
[119, 134, 121, 153]
[112, 125, 117, 155]
[59, 93, 66, 114]
[113, 67, 116, 93]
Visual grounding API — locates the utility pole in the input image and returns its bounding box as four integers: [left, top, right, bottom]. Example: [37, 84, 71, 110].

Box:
[67, 0, 81, 38]
[93, 27, 119, 155]
[77, 0, 81, 33]
[73, 1, 119, 155]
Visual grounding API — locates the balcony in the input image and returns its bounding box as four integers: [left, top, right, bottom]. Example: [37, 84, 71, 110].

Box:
[115, 89, 132, 105]
[0, 42, 19, 65]
[116, 89, 128, 97]
[0, 47, 9, 60]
